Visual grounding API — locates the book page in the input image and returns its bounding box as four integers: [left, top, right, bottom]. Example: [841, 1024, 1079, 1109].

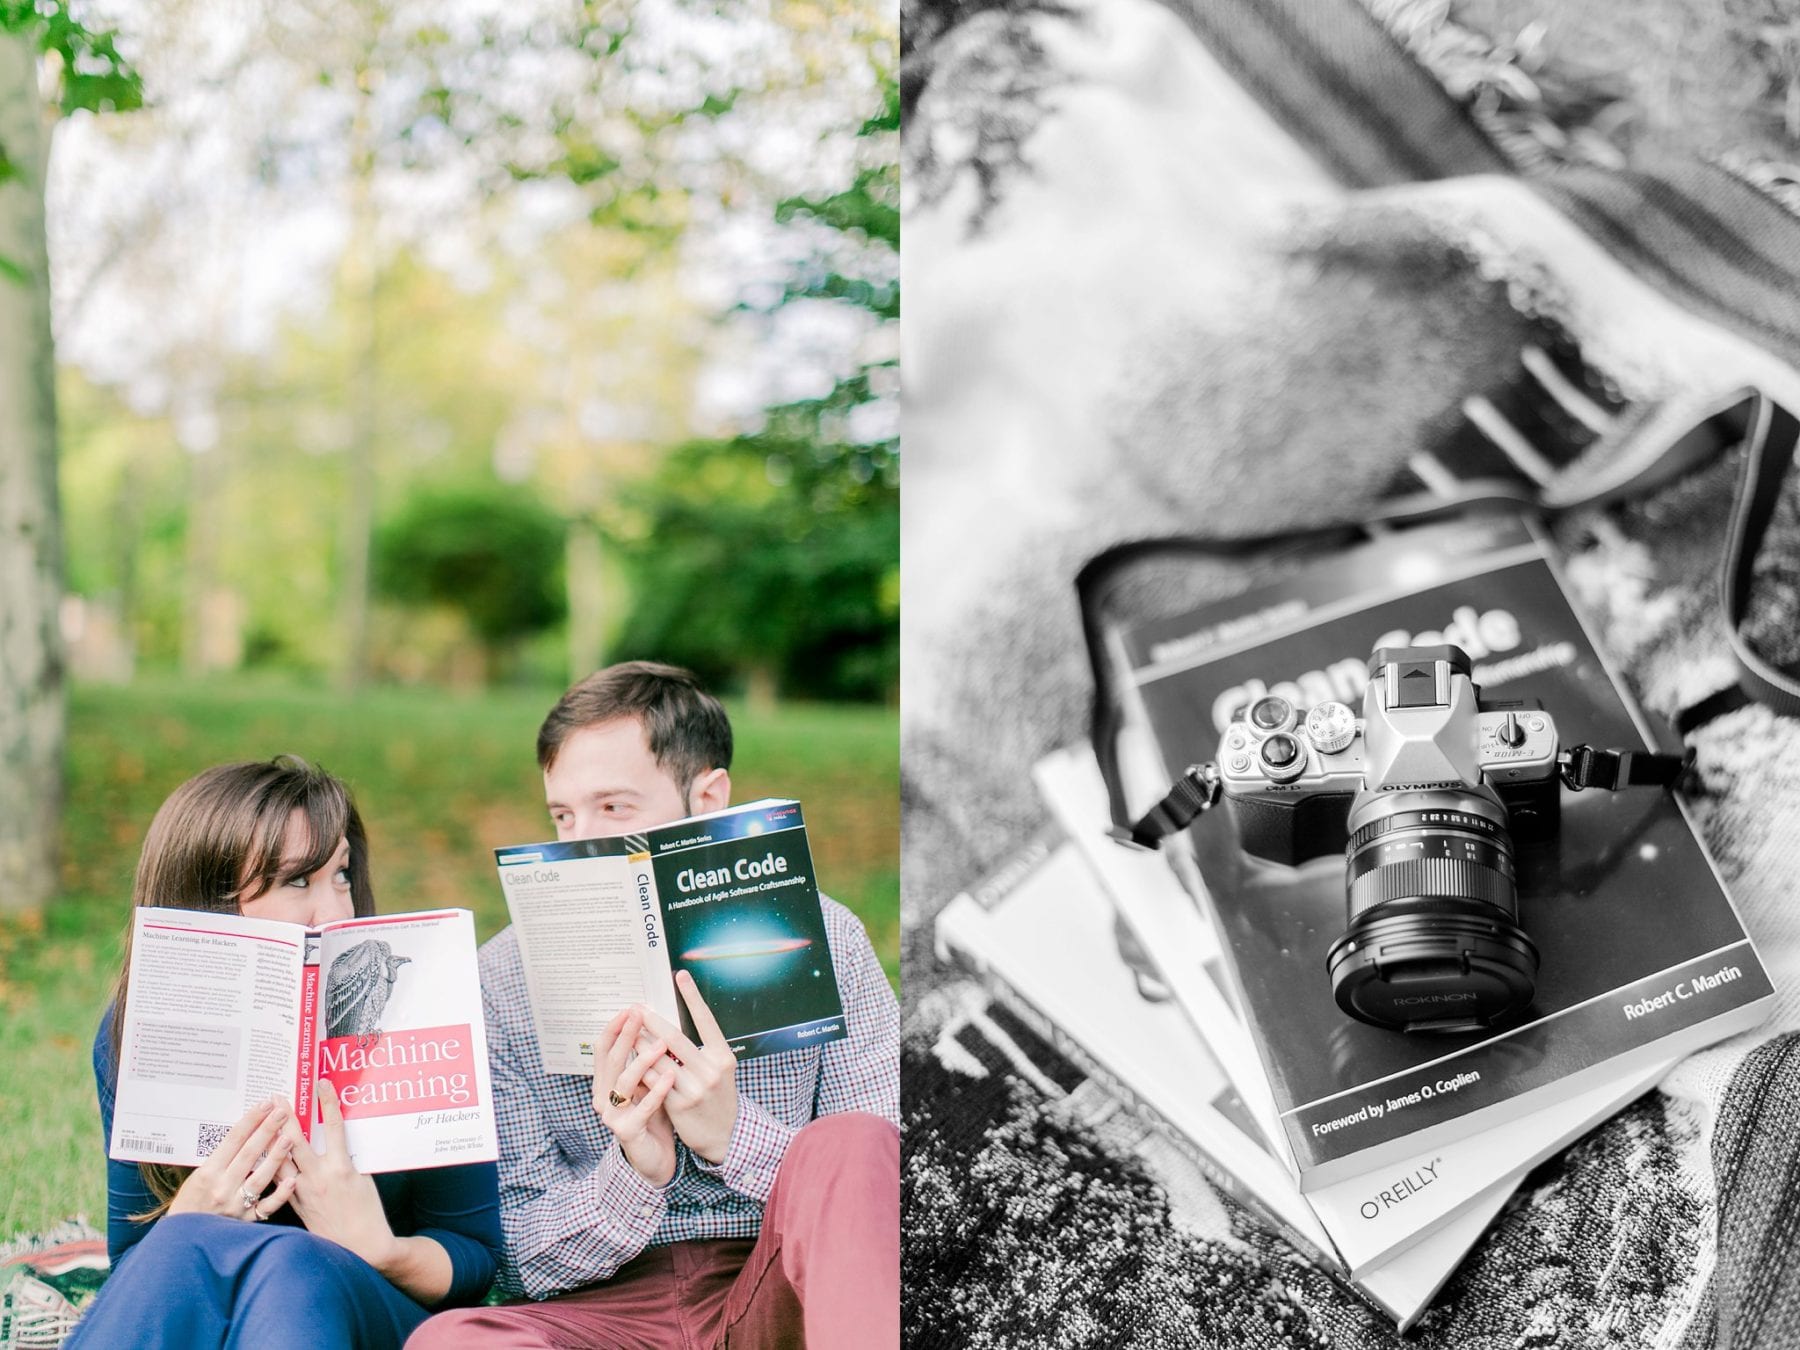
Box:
[495, 841, 678, 1076]
[110, 907, 305, 1167]
[312, 909, 498, 1173]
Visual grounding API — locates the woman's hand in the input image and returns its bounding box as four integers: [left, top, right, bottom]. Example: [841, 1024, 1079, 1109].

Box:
[274, 1080, 456, 1304]
[276, 1080, 401, 1270]
[593, 1006, 678, 1186]
[168, 1097, 298, 1221]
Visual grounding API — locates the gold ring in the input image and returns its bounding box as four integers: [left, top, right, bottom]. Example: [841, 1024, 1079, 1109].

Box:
[607, 1089, 630, 1108]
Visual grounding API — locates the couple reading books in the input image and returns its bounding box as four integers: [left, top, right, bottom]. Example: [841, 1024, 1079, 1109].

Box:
[68, 661, 902, 1350]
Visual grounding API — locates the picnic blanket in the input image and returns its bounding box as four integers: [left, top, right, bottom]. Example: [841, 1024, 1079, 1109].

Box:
[901, 0, 1800, 1344]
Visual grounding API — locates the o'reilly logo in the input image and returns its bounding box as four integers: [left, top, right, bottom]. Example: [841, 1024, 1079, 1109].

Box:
[1391, 991, 1478, 1006]
[1359, 1157, 1443, 1220]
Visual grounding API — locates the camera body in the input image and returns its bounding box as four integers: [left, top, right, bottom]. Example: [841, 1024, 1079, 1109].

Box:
[1213, 644, 1560, 1033]
[1218, 644, 1561, 861]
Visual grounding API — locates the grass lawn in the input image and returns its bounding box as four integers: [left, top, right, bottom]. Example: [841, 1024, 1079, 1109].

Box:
[0, 677, 898, 1240]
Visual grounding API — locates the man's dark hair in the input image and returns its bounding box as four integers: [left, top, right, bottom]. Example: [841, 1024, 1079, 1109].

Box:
[537, 661, 733, 789]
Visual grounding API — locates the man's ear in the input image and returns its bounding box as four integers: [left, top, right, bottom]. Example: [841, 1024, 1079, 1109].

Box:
[690, 767, 731, 816]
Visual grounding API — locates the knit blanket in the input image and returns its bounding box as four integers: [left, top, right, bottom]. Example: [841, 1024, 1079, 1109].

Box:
[900, 1, 1800, 1344]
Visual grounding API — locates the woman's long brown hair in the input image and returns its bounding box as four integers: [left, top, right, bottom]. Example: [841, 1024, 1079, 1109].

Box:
[106, 756, 375, 1216]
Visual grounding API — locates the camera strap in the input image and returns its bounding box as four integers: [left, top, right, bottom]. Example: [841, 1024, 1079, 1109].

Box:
[1080, 389, 1800, 842]
[1108, 763, 1222, 850]
[1676, 395, 1800, 733]
[1558, 745, 1695, 793]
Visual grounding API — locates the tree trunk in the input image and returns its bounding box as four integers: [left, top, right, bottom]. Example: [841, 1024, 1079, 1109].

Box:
[180, 439, 230, 674]
[745, 664, 779, 718]
[0, 31, 64, 913]
[335, 60, 378, 690]
[565, 517, 604, 682]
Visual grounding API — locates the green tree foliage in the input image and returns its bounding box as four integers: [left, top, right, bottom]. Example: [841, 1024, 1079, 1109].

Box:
[374, 488, 567, 663]
[60, 247, 552, 678]
[611, 425, 898, 702]
[611, 70, 898, 702]
[0, 1, 141, 138]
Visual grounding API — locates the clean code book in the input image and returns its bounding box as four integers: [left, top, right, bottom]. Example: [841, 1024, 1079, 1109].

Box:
[495, 799, 847, 1072]
[1110, 515, 1773, 1190]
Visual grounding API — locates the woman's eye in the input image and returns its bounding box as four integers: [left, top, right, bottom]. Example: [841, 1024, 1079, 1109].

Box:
[284, 875, 309, 889]
[334, 866, 352, 886]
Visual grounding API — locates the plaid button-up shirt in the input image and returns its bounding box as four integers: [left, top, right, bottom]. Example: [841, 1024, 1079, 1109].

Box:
[481, 895, 900, 1300]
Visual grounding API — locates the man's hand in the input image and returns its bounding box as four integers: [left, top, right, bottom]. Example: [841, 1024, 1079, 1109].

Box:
[594, 1006, 678, 1186]
[637, 971, 739, 1165]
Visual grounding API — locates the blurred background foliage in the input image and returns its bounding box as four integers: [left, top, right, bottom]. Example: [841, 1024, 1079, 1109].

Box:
[52, 0, 898, 702]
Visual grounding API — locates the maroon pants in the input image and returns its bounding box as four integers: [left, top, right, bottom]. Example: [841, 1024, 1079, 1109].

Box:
[408, 1113, 899, 1349]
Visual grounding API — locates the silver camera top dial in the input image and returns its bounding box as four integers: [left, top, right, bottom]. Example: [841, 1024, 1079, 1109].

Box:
[1304, 701, 1357, 754]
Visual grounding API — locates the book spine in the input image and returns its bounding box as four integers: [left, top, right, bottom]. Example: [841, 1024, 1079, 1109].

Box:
[935, 922, 1338, 1274]
[631, 852, 684, 1042]
[295, 957, 320, 1142]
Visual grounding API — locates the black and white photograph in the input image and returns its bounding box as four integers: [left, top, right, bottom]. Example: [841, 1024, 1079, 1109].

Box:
[902, 0, 1800, 1344]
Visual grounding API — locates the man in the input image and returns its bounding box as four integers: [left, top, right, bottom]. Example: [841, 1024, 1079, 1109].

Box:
[410, 661, 900, 1347]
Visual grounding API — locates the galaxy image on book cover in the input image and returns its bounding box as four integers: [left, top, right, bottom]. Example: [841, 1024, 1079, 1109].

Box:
[650, 822, 846, 1058]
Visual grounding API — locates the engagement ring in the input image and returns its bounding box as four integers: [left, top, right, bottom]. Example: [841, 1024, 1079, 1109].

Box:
[240, 1187, 258, 1212]
[608, 1089, 630, 1107]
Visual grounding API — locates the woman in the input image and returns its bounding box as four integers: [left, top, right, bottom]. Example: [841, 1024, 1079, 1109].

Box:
[68, 756, 502, 1350]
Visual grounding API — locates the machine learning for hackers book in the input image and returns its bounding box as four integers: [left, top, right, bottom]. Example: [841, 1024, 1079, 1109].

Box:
[495, 799, 846, 1073]
[1111, 514, 1773, 1191]
[110, 907, 498, 1174]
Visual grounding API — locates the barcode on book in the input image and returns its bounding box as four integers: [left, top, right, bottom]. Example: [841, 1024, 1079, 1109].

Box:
[196, 1122, 231, 1157]
[118, 1135, 174, 1156]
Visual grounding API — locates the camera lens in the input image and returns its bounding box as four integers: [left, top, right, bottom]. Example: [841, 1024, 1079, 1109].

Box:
[1326, 791, 1538, 1033]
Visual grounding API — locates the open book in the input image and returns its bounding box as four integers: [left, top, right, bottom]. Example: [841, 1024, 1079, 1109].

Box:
[494, 799, 847, 1074]
[109, 907, 498, 1174]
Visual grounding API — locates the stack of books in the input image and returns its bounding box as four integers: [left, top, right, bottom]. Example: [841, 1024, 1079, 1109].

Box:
[934, 517, 1774, 1328]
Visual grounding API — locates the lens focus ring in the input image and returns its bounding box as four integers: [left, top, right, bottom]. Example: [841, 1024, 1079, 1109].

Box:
[1347, 855, 1516, 923]
[1347, 808, 1505, 855]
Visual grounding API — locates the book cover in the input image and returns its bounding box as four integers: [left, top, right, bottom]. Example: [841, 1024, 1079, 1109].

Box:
[110, 907, 497, 1174]
[1111, 515, 1773, 1189]
[932, 826, 1507, 1330]
[495, 799, 847, 1072]
[1035, 744, 1670, 1277]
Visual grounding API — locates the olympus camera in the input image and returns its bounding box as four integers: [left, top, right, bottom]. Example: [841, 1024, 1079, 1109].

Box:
[1215, 644, 1561, 1034]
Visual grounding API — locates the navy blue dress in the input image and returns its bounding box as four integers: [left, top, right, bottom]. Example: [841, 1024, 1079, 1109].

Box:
[68, 1013, 502, 1350]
